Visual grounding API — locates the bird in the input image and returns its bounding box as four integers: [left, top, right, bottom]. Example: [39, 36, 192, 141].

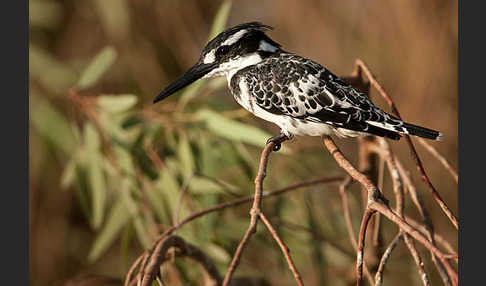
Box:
[154, 22, 442, 151]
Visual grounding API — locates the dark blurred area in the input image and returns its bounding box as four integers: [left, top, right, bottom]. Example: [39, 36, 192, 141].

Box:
[29, 1, 457, 285]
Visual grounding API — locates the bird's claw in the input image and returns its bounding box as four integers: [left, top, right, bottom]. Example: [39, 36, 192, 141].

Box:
[266, 134, 289, 152]
[272, 142, 282, 151]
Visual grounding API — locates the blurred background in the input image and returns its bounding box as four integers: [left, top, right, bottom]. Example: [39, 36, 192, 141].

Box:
[29, 0, 457, 285]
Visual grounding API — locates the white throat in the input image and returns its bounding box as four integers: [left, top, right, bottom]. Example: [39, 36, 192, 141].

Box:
[203, 52, 264, 82]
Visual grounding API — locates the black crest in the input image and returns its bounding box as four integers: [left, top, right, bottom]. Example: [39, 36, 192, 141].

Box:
[201, 22, 281, 61]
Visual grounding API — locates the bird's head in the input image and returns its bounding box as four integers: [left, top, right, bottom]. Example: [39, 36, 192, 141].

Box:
[153, 22, 281, 103]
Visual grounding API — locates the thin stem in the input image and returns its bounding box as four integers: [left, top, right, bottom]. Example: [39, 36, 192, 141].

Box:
[354, 59, 458, 230]
[357, 209, 375, 286]
[416, 138, 458, 183]
[223, 140, 304, 286]
[375, 233, 402, 286]
[221, 142, 275, 286]
[322, 135, 457, 286]
[339, 178, 375, 286]
[259, 212, 304, 286]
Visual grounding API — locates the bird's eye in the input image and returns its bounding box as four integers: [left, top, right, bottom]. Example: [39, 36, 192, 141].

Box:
[216, 45, 231, 56]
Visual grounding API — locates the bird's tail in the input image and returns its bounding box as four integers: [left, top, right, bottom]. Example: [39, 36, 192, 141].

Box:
[401, 122, 443, 141]
[366, 120, 442, 141]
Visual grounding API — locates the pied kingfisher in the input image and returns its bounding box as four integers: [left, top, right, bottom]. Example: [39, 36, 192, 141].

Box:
[154, 22, 442, 151]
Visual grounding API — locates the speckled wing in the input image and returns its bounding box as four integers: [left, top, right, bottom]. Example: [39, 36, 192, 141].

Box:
[242, 53, 407, 139]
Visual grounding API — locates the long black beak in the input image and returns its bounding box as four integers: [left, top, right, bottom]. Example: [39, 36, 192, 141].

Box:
[153, 62, 218, 103]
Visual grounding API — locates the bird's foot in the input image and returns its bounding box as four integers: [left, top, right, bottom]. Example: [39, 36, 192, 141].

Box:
[266, 133, 291, 152]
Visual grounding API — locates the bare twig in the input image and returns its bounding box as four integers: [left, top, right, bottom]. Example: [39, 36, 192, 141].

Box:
[259, 212, 303, 284]
[124, 174, 343, 285]
[356, 209, 375, 286]
[322, 135, 457, 286]
[416, 138, 458, 183]
[369, 203, 457, 286]
[274, 218, 354, 257]
[221, 211, 260, 286]
[395, 158, 453, 285]
[125, 254, 146, 286]
[372, 155, 385, 249]
[339, 177, 358, 250]
[138, 235, 222, 286]
[323, 136, 386, 286]
[373, 138, 430, 286]
[405, 216, 457, 259]
[222, 140, 304, 286]
[357, 137, 383, 269]
[124, 173, 341, 285]
[338, 177, 375, 286]
[354, 59, 458, 230]
[322, 136, 384, 203]
[159, 176, 343, 246]
[375, 233, 402, 286]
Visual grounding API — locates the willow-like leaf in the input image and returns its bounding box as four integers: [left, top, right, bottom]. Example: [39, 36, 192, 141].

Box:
[77, 46, 117, 90]
[177, 0, 232, 108]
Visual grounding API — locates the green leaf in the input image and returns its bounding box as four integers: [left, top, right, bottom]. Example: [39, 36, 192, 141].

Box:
[84, 122, 101, 150]
[97, 110, 140, 144]
[29, 44, 77, 93]
[84, 123, 107, 229]
[113, 145, 135, 176]
[197, 109, 286, 150]
[154, 169, 193, 223]
[187, 176, 225, 194]
[177, 79, 206, 109]
[156, 170, 181, 215]
[142, 179, 169, 223]
[30, 97, 77, 154]
[119, 180, 152, 249]
[204, 243, 231, 264]
[77, 46, 117, 90]
[178, 133, 196, 177]
[88, 159, 106, 230]
[97, 94, 138, 113]
[194, 194, 219, 243]
[208, 0, 233, 40]
[60, 155, 77, 189]
[132, 215, 152, 249]
[88, 194, 131, 262]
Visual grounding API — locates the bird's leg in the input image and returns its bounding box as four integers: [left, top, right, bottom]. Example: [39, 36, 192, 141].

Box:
[266, 133, 291, 152]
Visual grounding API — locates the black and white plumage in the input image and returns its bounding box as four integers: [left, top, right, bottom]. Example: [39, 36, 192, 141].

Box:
[154, 22, 442, 143]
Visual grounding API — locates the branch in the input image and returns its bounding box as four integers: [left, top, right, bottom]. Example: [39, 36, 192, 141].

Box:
[354, 59, 458, 230]
[167, 176, 343, 239]
[137, 235, 222, 286]
[374, 233, 401, 286]
[394, 157, 453, 285]
[369, 202, 457, 286]
[322, 136, 457, 286]
[222, 140, 304, 286]
[259, 212, 303, 284]
[356, 208, 375, 286]
[339, 177, 375, 286]
[125, 175, 343, 286]
[416, 138, 458, 183]
[373, 138, 430, 286]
